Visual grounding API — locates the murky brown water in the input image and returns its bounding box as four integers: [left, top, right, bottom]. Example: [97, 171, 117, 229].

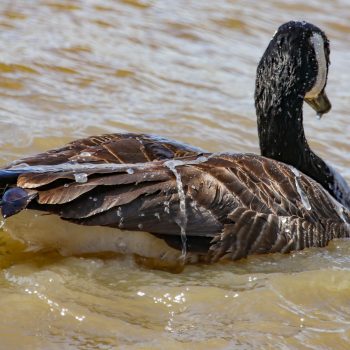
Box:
[0, 0, 350, 349]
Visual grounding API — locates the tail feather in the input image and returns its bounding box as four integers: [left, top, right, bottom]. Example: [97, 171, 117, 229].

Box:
[0, 187, 37, 218]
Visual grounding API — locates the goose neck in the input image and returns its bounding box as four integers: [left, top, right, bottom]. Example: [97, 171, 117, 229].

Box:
[257, 94, 311, 167]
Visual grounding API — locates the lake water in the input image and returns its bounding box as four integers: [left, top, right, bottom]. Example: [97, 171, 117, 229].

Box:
[0, 0, 350, 349]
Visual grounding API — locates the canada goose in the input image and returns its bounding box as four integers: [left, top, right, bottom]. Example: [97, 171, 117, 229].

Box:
[0, 21, 349, 265]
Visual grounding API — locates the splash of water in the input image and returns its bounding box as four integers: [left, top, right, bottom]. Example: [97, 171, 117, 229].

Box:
[331, 198, 349, 224]
[5, 157, 208, 176]
[164, 156, 209, 261]
[336, 204, 347, 223]
[290, 167, 311, 210]
[164, 160, 188, 260]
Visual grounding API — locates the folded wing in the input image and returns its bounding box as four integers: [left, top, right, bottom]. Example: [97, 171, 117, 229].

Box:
[2, 153, 348, 261]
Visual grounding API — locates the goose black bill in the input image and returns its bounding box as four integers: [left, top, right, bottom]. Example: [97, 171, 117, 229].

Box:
[304, 89, 331, 117]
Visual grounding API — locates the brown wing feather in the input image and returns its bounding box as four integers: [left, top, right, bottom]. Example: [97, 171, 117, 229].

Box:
[27, 169, 172, 204]
[4, 153, 349, 261]
[8, 133, 204, 167]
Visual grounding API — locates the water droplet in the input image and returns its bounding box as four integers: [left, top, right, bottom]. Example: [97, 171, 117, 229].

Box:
[74, 173, 88, 183]
[79, 152, 92, 157]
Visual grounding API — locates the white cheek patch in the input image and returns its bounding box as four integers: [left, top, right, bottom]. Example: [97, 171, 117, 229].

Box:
[305, 33, 327, 98]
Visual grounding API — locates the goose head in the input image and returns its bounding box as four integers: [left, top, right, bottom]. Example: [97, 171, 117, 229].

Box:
[256, 21, 331, 118]
[255, 21, 331, 161]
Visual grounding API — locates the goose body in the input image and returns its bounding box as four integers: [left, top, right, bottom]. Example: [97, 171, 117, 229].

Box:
[0, 21, 349, 264]
[2, 152, 350, 263]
